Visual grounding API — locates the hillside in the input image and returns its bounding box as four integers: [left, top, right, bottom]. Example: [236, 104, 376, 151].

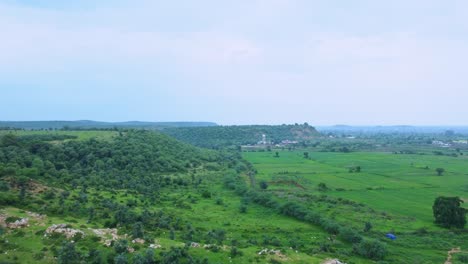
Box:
[0, 130, 353, 264]
[0, 120, 217, 130]
[162, 123, 320, 148]
[1, 129, 467, 263]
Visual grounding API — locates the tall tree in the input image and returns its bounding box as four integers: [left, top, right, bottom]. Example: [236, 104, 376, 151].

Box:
[433, 196, 466, 228]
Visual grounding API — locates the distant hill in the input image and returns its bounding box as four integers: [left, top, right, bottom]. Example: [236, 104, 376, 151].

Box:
[317, 125, 468, 135]
[162, 123, 320, 148]
[0, 120, 217, 130]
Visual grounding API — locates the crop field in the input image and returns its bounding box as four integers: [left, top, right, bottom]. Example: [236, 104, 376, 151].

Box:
[243, 150, 468, 262]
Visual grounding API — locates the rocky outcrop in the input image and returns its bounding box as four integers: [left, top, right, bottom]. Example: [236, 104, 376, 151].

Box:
[45, 224, 84, 239]
[0, 215, 30, 229]
[132, 238, 145, 244]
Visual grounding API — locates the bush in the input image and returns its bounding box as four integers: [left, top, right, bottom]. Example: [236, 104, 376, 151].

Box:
[353, 239, 387, 260]
[5, 216, 21, 223]
[239, 204, 247, 213]
[230, 246, 243, 257]
[259, 181, 268, 190]
[458, 253, 468, 263]
[201, 190, 211, 199]
[339, 227, 362, 243]
[318, 182, 328, 191]
[321, 219, 340, 235]
[363, 222, 373, 232]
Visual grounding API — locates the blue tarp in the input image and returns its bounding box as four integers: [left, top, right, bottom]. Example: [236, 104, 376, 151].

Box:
[385, 233, 397, 240]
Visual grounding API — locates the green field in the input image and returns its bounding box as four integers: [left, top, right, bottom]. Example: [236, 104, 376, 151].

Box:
[243, 150, 468, 263]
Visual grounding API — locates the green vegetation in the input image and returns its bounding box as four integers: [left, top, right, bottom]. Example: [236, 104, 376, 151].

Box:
[243, 148, 468, 263]
[433, 197, 467, 228]
[162, 123, 319, 148]
[1, 127, 467, 263]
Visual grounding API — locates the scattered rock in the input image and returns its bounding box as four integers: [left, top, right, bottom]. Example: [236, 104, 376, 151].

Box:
[128, 247, 135, 253]
[104, 240, 113, 247]
[8, 218, 29, 229]
[258, 248, 287, 260]
[322, 259, 346, 264]
[45, 224, 84, 239]
[190, 242, 201, 248]
[149, 244, 162, 249]
[132, 238, 145, 244]
[91, 228, 120, 246]
[26, 211, 46, 220]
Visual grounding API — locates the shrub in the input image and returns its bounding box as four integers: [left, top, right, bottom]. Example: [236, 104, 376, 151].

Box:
[339, 227, 362, 243]
[458, 253, 468, 263]
[321, 219, 340, 235]
[239, 204, 247, 213]
[363, 222, 373, 232]
[5, 216, 21, 223]
[201, 190, 211, 199]
[318, 182, 328, 191]
[353, 239, 387, 260]
[259, 181, 269, 190]
[230, 246, 243, 257]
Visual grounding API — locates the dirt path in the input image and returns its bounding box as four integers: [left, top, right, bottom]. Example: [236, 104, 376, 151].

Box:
[444, 247, 461, 264]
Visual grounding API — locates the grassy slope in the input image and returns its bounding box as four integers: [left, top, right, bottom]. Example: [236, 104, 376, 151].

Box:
[243, 150, 468, 263]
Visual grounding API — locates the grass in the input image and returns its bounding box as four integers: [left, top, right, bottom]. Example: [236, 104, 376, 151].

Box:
[243, 149, 468, 262]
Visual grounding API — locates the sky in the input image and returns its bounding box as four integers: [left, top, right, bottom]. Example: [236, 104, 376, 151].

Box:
[1, 0, 468, 125]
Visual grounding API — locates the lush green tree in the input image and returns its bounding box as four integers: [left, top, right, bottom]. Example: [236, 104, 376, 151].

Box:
[87, 249, 103, 264]
[1, 134, 18, 147]
[363, 222, 373, 232]
[353, 239, 387, 260]
[259, 181, 268, 190]
[114, 254, 128, 264]
[239, 203, 247, 213]
[303, 152, 309, 159]
[318, 182, 328, 191]
[132, 222, 144, 238]
[433, 196, 466, 228]
[114, 239, 129, 254]
[230, 246, 243, 257]
[57, 242, 80, 264]
[339, 227, 362, 243]
[169, 228, 176, 240]
[436, 168, 445, 176]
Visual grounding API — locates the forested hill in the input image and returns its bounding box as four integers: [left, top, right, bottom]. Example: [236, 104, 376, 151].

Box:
[0, 130, 220, 193]
[0, 120, 217, 130]
[162, 123, 320, 148]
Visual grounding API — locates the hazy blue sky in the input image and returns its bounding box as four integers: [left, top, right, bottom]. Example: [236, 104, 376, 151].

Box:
[1, 0, 467, 125]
